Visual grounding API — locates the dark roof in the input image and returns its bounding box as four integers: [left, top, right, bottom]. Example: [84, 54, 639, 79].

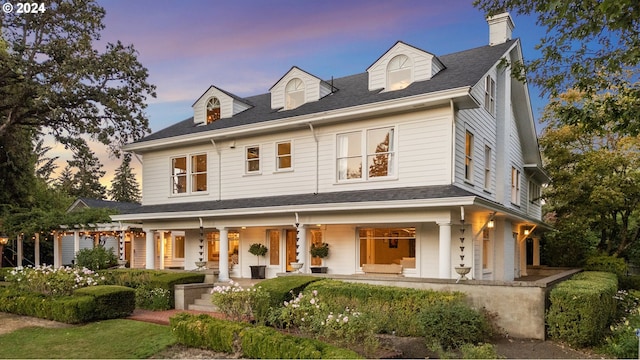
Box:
[118, 185, 474, 215]
[71, 198, 141, 213]
[138, 40, 517, 143]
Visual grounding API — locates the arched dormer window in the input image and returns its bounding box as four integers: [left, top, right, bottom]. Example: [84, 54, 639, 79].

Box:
[387, 55, 412, 90]
[206, 97, 221, 124]
[285, 78, 305, 110]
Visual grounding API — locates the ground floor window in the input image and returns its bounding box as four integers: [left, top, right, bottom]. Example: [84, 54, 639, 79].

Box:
[359, 227, 415, 268]
[207, 231, 240, 263]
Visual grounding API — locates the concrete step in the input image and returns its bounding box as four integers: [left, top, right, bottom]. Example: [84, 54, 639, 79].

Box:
[193, 297, 213, 306]
[188, 303, 219, 312]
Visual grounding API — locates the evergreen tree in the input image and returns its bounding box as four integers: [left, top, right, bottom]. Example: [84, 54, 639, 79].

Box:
[56, 165, 76, 196]
[34, 138, 59, 184]
[67, 143, 106, 199]
[108, 153, 141, 203]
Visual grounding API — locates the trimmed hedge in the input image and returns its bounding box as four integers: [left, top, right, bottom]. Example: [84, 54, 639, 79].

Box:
[170, 313, 360, 359]
[0, 285, 135, 323]
[305, 279, 465, 336]
[256, 275, 321, 307]
[546, 271, 618, 347]
[584, 255, 628, 276]
[618, 274, 640, 290]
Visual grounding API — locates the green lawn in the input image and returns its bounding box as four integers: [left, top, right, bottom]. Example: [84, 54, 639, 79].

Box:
[0, 319, 175, 359]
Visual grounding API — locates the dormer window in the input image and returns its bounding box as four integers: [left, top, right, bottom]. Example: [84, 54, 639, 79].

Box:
[285, 78, 305, 110]
[206, 97, 221, 124]
[387, 55, 412, 90]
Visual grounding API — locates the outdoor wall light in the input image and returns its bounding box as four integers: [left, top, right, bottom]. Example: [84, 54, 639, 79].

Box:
[487, 220, 495, 229]
[0, 233, 8, 245]
[523, 228, 530, 236]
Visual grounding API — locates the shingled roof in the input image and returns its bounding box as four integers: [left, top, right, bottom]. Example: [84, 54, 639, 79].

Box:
[137, 40, 517, 144]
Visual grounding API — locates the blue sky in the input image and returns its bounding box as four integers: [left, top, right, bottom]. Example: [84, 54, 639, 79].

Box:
[55, 0, 548, 188]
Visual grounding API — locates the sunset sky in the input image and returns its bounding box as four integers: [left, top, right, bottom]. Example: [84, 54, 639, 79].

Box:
[50, 0, 547, 191]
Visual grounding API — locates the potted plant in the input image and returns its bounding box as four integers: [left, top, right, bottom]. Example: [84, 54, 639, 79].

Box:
[248, 243, 268, 279]
[309, 242, 329, 273]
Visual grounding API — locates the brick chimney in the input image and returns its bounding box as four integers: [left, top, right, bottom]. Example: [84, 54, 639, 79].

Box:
[487, 12, 514, 46]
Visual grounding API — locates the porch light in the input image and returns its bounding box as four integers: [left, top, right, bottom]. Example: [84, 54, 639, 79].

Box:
[523, 228, 530, 236]
[0, 233, 8, 245]
[487, 220, 494, 229]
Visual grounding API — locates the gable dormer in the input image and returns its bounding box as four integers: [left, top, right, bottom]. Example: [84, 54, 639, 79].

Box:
[366, 41, 445, 92]
[270, 66, 333, 110]
[192, 86, 252, 125]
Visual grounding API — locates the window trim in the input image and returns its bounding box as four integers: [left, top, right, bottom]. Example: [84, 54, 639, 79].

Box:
[482, 227, 492, 271]
[386, 54, 413, 91]
[173, 233, 185, 260]
[484, 75, 496, 116]
[336, 126, 397, 182]
[170, 153, 208, 196]
[529, 181, 541, 205]
[275, 140, 293, 172]
[511, 166, 521, 205]
[206, 97, 221, 124]
[285, 78, 305, 110]
[464, 130, 474, 183]
[484, 145, 492, 191]
[245, 145, 261, 175]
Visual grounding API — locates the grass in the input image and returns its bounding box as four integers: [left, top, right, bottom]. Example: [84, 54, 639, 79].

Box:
[0, 319, 175, 359]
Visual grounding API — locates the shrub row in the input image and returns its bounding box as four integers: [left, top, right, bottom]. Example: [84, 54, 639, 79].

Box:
[0, 285, 134, 323]
[256, 275, 321, 308]
[546, 271, 618, 347]
[170, 313, 360, 359]
[618, 274, 640, 290]
[305, 279, 465, 336]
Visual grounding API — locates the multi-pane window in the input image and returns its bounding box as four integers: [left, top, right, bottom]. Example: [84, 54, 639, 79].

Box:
[484, 146, 492, 190]
[246, 146, 260, 173]
[171, 154, 207, 195]
[465, 131, 474, 182]
[285, 78, 304, 110]
[206, 97, 220, 124]
[358, 227, 415, 268]
[484, 75, 496, 116]
[337, 127, 395, 181]
[511, 167, 521, 205]
[387, 54, 412, 90]
[276, 141, 292, 170]
[482, 228, 491, 270]
[529, 181, 541, 205]
[174, 235, 185, 259]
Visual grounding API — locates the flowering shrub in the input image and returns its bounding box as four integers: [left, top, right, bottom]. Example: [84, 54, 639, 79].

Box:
[210, 280, 270, 323]
[274, 290, 379, 355]
[601, 290, 640, 358]
[135, 286, 172, 310]
[6, 265, 105, 296]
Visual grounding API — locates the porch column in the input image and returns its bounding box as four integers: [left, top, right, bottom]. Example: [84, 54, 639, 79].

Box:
[437, 221, 452, 279]
[218, 227, 230, 282]
[34, 233, 40, 266]
[296, 224, 308, 273]
[159, 232, 165, 270]
[532, 237, 540, 266]
[53, 231, 61, 268]
[73, 231, 80, 265]
[145, 229, 155, 269]
[17, 234, 23, 267]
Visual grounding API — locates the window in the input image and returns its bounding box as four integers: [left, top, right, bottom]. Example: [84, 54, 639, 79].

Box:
[276, 141, 292, 170]
[529, 181, 541, 205]
[484, 75, 496, 116]
[285, 78, 304, 110]
[359, 227, 415, 268]
[482, 228, 491, 270]
[174, 235, 185, 259]
[246, 146, 260, 173]
[206, 97, 221, 124]
[171, 154, 207, 195]
[465, 131, 474, 182]
[484, 146, 492, 190]
[511, 167, 521, 205]
[387, 55, 412, 90]
[268, 230, 280, 266]
[337, 127, 395, 181]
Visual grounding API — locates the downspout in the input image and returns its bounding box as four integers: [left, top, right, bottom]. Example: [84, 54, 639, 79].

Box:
[450, 99, 456, 184]
[210, 139, 222, 201]
[308, 123, 319, 194]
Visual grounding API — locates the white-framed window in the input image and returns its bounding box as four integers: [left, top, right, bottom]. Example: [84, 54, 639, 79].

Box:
[511, 166, 521, 205]
[465, 131, 474, 182]
[171, 154, 208, 195]
[337, 127, 395, 181]
[484, 145, 492, 190]
[173, 234, 185, 259]
[276, 141, 292, 171]
[529, 181, 541, 205]
[387, 54, 412, 90]
[206, 97, 220, 124]
[285, 78, 305, 110]
[484, 75, 496, 116]
[482, 228, 491, 270]
[245, 145, 260, 174]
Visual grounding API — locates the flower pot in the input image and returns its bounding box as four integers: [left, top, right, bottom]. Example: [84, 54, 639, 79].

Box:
[310, 266, 327, 273]
[250, 265, 266, 279]
[290, 262, 303, 273]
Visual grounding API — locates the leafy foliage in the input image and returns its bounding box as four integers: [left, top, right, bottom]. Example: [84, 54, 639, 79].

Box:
[418, 302, 492, 350]
[75, 245, 118, 271]
[6, 265, 105, 296]
[310, 242, 329, 258]
[210, 280, 271, 324]
[585, 254, 628, 276]
[134, 286, 171, 311]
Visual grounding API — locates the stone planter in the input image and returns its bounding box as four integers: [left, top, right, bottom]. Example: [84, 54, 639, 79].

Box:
[290, 262, 303, 273]
[455, 266, 471, 282]
[250, 265, 266, 279]
[310, 266, 327, 273]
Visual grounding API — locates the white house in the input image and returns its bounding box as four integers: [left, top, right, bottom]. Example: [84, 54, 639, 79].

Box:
[108, 13, 549, 282]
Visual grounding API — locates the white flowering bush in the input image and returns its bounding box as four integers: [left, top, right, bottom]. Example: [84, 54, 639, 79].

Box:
[135, 286, 172, 310]
[274, 290, 379, 355]
[210, 280, 270, 323]
[6, 265, 105, 296]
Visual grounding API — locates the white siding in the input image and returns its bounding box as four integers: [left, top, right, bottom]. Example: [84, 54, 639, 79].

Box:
[270, 67, 326, 110]
[367, 42, 443, 91]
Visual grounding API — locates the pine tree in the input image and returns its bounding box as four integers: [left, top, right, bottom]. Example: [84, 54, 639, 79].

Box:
[67, 144, 106, 199]
[56, 165, 76, 196]
[108, 153, 141, 203]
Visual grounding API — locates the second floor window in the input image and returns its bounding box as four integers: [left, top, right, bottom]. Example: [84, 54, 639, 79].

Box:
[246, 146, 260, 173]
[387, 54, 412, 90]
[171, 154, 207, 194]
[465, 131, 474, 182]
[285, 78, 304, 110]
[529, 181, 541, 205]
[276, 141, 292, 170]
[337, 127, 395, 181]
[484, 145, 492, 190]
[484, 75, 496, 116]
[206, 97, 220, 124]
[511, 167, 521, 205]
